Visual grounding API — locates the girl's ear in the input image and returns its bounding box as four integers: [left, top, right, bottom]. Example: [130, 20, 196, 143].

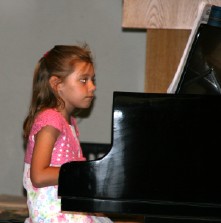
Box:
[49, 76, 60, 91]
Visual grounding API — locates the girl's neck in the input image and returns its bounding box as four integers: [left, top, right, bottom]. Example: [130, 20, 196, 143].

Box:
[57, 107, 73, 124]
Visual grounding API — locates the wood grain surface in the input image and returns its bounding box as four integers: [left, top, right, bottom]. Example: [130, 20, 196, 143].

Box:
[123, 0, 221, 29]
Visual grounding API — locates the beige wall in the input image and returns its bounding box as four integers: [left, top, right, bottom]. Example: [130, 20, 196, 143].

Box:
[0, 0, 146, 196]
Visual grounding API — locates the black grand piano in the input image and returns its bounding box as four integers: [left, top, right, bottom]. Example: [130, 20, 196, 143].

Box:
[59, 92, 221, 222]
[58, 4, 221, 223]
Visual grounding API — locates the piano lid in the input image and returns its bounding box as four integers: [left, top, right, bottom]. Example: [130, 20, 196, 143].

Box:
[168, 4, 221, 95]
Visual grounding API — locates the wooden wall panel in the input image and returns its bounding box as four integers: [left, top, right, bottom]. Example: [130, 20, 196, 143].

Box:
[123, 0, 221, 29]
[145, 29, 190, 93]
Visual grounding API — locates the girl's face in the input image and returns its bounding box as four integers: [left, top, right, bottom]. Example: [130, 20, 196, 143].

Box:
[57, 61, 96, 114]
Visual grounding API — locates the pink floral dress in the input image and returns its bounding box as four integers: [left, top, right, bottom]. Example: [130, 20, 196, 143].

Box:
[23, 109, 113, 223]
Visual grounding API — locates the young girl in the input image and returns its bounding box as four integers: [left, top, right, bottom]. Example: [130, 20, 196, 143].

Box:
[23, 44, 113, 223]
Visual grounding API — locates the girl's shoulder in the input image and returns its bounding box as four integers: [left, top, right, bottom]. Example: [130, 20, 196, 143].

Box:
[36, 108, 61, 120]
[34, 108, 65, 131]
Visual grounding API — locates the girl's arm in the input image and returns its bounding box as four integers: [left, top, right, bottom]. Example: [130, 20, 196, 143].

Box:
[30, 125, 60, 188]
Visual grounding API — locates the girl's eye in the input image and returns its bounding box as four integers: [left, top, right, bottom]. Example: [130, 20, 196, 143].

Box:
[80, 78, 87, 83]
[79, 77, 96, 84]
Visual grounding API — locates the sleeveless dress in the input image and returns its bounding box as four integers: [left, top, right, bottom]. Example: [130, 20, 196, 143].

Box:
[23, 109, 113, 223]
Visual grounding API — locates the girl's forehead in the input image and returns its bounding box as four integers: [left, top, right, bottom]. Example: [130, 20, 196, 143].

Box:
[63, 62, 94, 81]
[74, 62, 94, 74]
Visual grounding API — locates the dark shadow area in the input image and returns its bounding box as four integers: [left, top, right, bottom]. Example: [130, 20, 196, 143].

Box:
[122, 28, 146, 33]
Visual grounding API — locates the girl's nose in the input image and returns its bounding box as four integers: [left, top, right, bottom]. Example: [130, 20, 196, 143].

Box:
[89, 80, 96, 92]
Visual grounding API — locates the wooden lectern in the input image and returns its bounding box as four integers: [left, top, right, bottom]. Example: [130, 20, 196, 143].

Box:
[122, 0, 221, 93]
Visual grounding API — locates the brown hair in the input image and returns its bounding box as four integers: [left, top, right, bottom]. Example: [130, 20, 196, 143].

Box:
[23, 44, 94, 139]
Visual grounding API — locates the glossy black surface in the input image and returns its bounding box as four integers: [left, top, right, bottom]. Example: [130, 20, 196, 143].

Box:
[58, 92, 221, 220]
[176, 23, 221, 94]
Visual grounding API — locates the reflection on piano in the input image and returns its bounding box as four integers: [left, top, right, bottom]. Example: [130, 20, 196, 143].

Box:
[59, 91, 221, 222]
